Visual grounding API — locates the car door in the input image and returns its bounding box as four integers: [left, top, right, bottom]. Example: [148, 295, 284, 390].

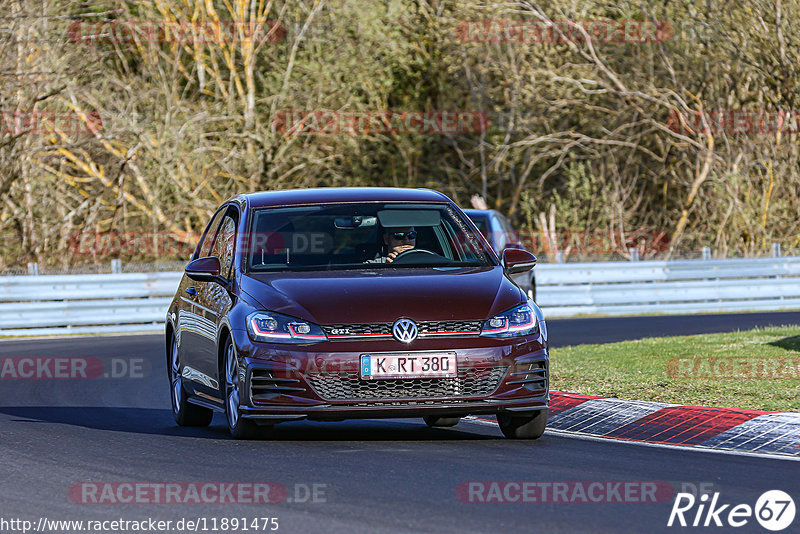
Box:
[177, 207, 228, 397]
[194, 208, 238, 393]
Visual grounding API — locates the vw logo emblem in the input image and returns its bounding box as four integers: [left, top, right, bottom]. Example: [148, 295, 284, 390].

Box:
[392, 318, 418, 343]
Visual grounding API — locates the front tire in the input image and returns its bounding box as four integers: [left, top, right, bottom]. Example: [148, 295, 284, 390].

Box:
[223, 337, 264, 439]
[169, 331, 213, 427]
[497, 409, 547, 439]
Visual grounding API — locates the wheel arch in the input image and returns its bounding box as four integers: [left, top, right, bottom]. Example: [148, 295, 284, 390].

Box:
[217, 324, 233, 385]
[165, 320, 175, 371]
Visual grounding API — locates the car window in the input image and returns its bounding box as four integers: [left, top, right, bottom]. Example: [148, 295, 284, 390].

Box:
[196, 208, 227, 259]
[210, 216, 236, 279]
[248, 203, 494, 271]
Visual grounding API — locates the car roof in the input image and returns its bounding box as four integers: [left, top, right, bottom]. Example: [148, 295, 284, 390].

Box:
[232, 187, 451, 209]
[462, 208, 497, 218]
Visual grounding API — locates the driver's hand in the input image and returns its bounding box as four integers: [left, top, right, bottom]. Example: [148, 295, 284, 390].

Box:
[386, 245, 414, 262]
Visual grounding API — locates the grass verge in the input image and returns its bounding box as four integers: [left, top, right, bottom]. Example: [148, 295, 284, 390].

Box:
[550, 326, 800, 412]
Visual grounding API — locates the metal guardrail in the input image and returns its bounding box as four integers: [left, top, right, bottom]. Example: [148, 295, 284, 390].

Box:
[535, 256, 800, 317]
[0, 272, 181, 336]
[1, 257, 799, 336]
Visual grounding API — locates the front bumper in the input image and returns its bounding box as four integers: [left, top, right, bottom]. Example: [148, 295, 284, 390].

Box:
[231, 331, 549, 423]
[240, 400, 548, 422]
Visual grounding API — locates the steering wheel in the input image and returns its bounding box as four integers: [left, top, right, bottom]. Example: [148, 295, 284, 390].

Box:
[391, 248, 439, 264]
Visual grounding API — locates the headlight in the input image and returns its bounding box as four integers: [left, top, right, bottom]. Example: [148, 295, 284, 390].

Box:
[246, 311, 327, 344]
[480, 303, 538, 338]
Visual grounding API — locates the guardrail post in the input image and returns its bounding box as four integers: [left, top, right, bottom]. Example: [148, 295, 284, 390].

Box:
[772, 243, 782, 257]
[27, 262, 39, 275]
[702, 247, 711, 260]
[629, 248, 639, 261]
[111, 259, 122, 274]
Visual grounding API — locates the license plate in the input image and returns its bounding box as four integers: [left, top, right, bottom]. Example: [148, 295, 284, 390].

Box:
[360, 352, 457, 380]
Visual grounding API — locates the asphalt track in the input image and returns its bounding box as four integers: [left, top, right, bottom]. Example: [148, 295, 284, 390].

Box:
[549, 310, 800, 347]
[1, 311, 799, 534]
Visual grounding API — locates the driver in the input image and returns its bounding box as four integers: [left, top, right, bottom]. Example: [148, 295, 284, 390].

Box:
[367, 226, 416, 263]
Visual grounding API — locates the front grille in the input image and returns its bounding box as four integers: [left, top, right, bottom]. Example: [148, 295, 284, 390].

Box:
[249, 368, 307, 403]
[347, 399, 482, 407]
[417, 320, 482, 334]
[321, 320, 483, 339]
[306, 366, 508, 401]
[323, 323, 391, 336]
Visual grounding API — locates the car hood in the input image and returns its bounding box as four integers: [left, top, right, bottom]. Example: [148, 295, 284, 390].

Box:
[240, 267, 524, 324]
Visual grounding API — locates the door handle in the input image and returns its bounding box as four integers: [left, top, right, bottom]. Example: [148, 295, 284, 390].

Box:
[185, 287, 197, 297]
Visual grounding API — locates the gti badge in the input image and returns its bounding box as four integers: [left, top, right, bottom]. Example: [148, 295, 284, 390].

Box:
[330, 328, 351, 335]
[392, 318, 418, 343]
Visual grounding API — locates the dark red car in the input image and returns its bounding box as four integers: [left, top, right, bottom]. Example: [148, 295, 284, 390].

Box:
[166, 188, 548, 439]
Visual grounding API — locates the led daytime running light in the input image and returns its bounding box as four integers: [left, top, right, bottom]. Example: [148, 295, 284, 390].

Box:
[247, 312, 327, 343]
[480, 304, 538, 338]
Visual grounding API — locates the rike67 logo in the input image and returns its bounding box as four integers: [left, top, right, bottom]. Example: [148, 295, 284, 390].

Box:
[668, 490, 795, 531]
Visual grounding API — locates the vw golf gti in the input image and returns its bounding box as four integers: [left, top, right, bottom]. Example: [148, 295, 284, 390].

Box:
[166, 187, 549, 439]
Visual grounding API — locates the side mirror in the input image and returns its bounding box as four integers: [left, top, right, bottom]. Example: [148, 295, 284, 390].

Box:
[502, 248, 537, 274]
[185, 256, 225, 284]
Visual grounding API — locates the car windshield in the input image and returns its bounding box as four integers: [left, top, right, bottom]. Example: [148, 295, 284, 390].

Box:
[247, 202, 494, 271]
